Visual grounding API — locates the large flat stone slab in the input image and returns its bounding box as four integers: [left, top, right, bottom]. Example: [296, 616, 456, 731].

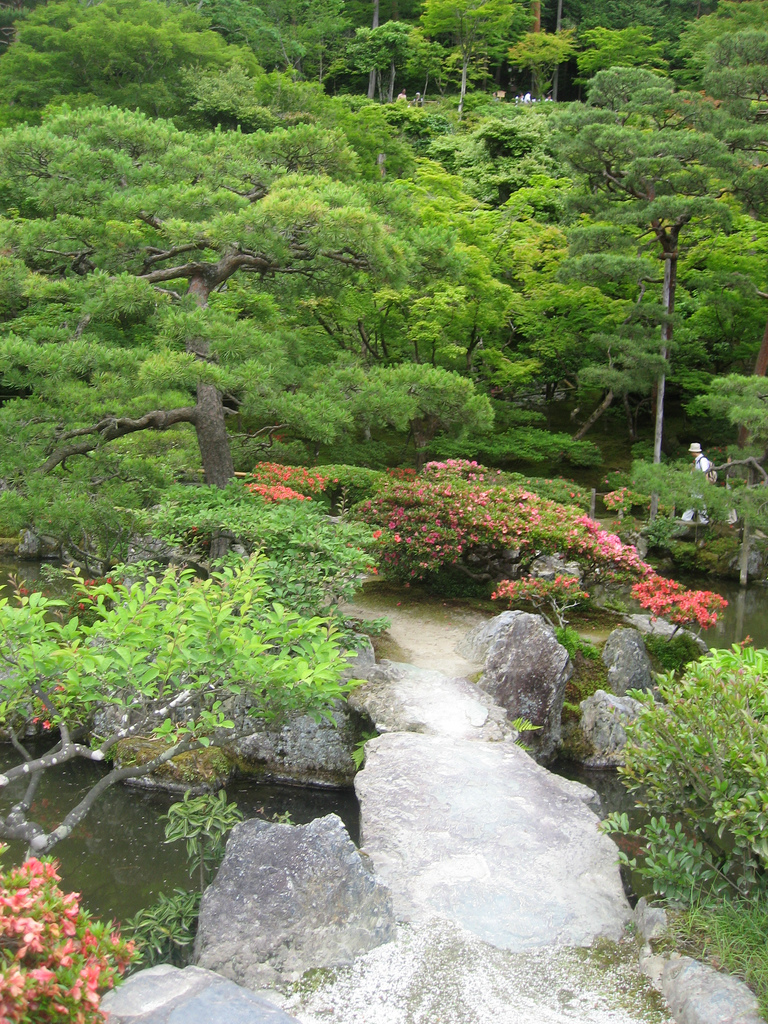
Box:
[348, 661, 510, 741]
[100, 965, 299, 1023]
[355, 733, 630, 950]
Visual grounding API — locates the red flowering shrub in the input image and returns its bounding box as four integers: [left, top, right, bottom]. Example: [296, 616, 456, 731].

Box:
[493, 575, 591, 628]
[355, 477, 651, 582]
[631, 575, 727, 633]
[385, 468, 417, 480]
[249, 463, 329, 497]
[0, 853, 136, 1023]
[245, 482, 311, 502]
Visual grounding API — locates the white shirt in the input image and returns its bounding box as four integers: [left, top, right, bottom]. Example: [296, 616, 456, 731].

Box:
[694, 454, 712, 473]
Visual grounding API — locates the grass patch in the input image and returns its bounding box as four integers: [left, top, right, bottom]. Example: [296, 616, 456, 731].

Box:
[664, 897, 768, 1017]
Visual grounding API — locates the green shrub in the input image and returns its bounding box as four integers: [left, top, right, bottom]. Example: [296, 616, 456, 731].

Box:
[603, 647, 768, 901]
[644, 632, 701, 673]
[556, 626, 600, 661]
[146, 483, 376, 616]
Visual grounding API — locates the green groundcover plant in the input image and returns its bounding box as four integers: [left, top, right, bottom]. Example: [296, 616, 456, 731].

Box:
[603, 646, 768, 902]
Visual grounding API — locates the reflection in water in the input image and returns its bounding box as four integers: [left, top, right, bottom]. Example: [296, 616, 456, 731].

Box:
[705, 580, 768, 649]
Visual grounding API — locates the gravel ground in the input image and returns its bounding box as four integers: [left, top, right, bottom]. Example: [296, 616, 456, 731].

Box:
[281, 921, 672, 1024]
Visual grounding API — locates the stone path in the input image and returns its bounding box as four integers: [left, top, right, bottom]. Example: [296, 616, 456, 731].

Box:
[284, 602, 672, 1024]
[105, 600, 762, 1024]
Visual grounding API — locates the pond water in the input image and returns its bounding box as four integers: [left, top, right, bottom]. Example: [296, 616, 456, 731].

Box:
[0, 744, 359, 923]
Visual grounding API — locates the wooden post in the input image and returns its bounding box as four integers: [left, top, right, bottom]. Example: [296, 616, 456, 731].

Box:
[739, 520, 751, 587]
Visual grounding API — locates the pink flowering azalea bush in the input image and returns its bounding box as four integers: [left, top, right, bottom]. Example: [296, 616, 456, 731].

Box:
[492, 575, 591, 628]
[423, 459, 490, 482]
[603, 487, 647, 517]
[0, 852, 136, 1023]
[632, 575, 727, 634]
[355, 476, 650, 582]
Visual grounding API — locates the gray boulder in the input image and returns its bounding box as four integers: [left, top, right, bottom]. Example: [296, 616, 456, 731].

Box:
[602, 627, 654, 696]
[478, 612, 572, 763]
[530, 553, 583, 581]
[100, 965, 299, 1024]
[348, 660, 510, 742]
[455, 611, 520, 664]
[624, 613, 709, 654]
[565, 689, 643, 769]
[661, 956, 764, 1024]
[17, 529, 41, 559]
[355, 732, 630, 949]
[194, 813, 395, 990]
[225, 703, 361, 788]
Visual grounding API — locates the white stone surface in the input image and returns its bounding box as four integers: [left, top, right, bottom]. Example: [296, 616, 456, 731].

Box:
[348, 661, 510, 741]
[355, 732, 631, 950]
[285, 919, 671, 1024]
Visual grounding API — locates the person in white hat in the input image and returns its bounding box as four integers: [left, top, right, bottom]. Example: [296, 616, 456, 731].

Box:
[682, 442, 712, 522]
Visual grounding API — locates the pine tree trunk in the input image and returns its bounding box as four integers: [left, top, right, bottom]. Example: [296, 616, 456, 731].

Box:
[187, 275, 235, 489]
[195, 383, 235, 487]
[573, 390, 613, 439]
[387, 59, 396, 102]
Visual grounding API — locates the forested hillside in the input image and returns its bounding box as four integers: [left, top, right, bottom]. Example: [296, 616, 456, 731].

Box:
[0, 0, 767, 542]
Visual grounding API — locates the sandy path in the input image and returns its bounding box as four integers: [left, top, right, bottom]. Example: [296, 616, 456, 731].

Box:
[341, 586, 492, 677]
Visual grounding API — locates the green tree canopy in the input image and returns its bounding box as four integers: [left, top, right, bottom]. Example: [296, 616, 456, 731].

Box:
[0, 0, 247, 123]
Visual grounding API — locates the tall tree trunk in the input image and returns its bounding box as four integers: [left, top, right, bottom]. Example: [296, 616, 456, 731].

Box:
[649, 245, 676, 520]
[458, 55, 469, 118]
[187, 274, 235, 489]
[531, 0, 541, 31]
[367, 0, 380, 99]
[552, 0, 563, 99]
[387, 58, 396, 102]
[195, 383, 235, 487]
[737, 315, 768, 447]
[622, 393, 638, 442]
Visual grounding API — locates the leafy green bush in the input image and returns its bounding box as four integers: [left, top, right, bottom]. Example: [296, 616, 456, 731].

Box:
[644, 632, 701, 672]
[603, 647, 768, 901]
[555, 626, 600, 661]
[0, 558, 358, 855]
[502, 474, 592, 510]
[429, 427, 602, 468]
[146, 484, 376, 616]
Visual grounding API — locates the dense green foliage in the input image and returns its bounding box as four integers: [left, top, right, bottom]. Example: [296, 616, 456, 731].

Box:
[0, 557, 361, 852]
[605, 647, 768, 902]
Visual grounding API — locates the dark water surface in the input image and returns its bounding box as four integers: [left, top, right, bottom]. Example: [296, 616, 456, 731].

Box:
[0, 744, 359, 923]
